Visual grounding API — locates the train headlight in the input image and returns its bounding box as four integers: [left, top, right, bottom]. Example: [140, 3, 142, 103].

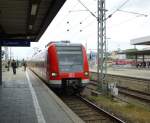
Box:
[51, 72, 57, 77]
[84, 72, 89, 76]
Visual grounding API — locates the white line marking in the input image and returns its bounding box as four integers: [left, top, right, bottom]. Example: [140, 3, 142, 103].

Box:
[26, 71, 46, 123]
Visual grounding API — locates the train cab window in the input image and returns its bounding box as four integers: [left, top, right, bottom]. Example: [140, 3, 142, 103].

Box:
[56, 46, 83, 72]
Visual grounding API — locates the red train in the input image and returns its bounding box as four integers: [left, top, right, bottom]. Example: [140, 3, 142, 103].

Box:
[28, 41, 89, 92]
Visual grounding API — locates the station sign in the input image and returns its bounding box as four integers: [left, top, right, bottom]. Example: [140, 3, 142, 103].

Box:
[0, 39, 31, 47]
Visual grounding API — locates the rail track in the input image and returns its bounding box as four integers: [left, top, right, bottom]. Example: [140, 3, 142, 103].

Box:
[59, 94, 125, 123]
[90, 71, 150, 95]
[89, 81, 150, 103]
[118, 86, 150, 102]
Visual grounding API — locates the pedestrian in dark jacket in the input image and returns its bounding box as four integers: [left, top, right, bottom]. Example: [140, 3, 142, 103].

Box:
[7, 60, 10, 71]
[22, 59, 27, 71]
[11, 59, 17, 75]
[23, 61, 27, 71]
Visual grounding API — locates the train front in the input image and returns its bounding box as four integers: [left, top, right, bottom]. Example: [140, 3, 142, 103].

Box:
[48, 42, 89, 92]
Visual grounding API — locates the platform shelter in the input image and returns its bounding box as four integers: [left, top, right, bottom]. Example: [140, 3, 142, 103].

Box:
[130, 36, 150, 63]
[0, 0, 66, 85]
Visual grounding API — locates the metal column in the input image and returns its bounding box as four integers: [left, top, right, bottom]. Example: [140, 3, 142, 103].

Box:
[4, 47, 9, 61]
[142, 54, 144, 62]
[135, 54, 137, 65]
[0, 46, 2, 85]
[97, 0, 107, 91]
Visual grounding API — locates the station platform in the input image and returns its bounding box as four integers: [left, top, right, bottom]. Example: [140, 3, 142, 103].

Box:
[0, 67, 84, 123]
[90, 67, 150, 80]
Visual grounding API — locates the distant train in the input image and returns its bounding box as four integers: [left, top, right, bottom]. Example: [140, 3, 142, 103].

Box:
[113, 59, 136, 65]
[28, 41, 89, 92]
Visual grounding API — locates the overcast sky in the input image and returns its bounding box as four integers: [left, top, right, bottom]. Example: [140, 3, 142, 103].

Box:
[11, 0, 150, 59]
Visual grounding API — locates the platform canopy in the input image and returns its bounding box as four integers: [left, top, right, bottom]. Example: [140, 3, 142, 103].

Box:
[130, 36, 150, 45]
[0, 0, 66, 43]
[119, 49, 150, 55]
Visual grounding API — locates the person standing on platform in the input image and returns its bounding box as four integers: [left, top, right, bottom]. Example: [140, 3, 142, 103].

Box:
[11, 59, 17, 75]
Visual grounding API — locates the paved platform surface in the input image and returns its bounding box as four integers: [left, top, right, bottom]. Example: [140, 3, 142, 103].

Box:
[90, 67, 150, 80]
[0, 67, 84, 123]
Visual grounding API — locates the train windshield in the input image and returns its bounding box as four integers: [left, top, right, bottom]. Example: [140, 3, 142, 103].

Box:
[56, 46, 83, 72]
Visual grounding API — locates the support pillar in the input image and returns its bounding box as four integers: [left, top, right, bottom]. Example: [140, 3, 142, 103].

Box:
[135, 54, 137, 64]
[142, 54, 144, 62]
[0, 46, 2, 85]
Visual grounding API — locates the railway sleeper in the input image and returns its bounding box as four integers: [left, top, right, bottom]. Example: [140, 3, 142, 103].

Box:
[73, 109, 93, 114]
[83, 116, 108, 122]
[70, 106, 91, 111]
[78, 112, 104, 117]
[74, 109, 98, 115]
[63, 101, 83, 105]
[64, 103, 87, 107]
[62, 100, 85, 104]
[119, 90, 150, 101]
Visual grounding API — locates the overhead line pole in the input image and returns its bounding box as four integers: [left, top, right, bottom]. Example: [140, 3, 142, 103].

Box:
[97, 0, 106, 91]
[97, 0, 132, 92]
[97, 0, 100, 90]
[77, 0, 135, 92]
[77, 0, 107, 91]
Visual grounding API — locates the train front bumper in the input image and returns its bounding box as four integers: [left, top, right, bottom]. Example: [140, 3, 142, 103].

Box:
[48, 79, 89, 88]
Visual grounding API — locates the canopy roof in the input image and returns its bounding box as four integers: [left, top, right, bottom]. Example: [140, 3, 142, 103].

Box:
[131, 36, 150, 45]
[0, 0, 66, 42]
[119, 49, 150, 55]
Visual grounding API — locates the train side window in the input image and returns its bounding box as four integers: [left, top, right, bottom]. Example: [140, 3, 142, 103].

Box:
[46, 51, 49, 64]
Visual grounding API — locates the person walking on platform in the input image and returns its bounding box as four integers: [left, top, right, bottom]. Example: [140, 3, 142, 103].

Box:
[147, 61, 150, 68]
[22, 59, 27, 71]
[7, 60, 10, 71]
[11, 59, 17, 75]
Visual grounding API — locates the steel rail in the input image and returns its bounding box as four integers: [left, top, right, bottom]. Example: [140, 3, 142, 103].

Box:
[77, 95, 126, 123]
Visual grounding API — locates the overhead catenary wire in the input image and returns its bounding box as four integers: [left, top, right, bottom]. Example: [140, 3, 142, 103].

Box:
[65, 0, 97, 40]
[69, 0, 129, 36]
[107, 2, 148, 29]
[51, 0, 96, 38]
[70, 0, 131, 52]
[118, 9, 148, 17]
[52, 2, 79, 28]
[65, 0, 97, 32]
[67, 17, 96, 40]
[107, 15, 143, 29]
[105, 0, 130, 20]
[111, 0, 130, 15]
[71, 0, 130, 35]
[61, 0, 149, 58]
[69, 0, 144, 40]
[58, 0, 139, 36]
[70, 20, 96, 41]
[65, 1, 96, 37]
[73, 0, 147, 35]
[77, 0, 97, 19]
[66, 12, 96, 34]
[70, 0, 149, 49]
[51, 0, 149, 49]
[67, 0, 130, 42]
[66, 13, 92, 32]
